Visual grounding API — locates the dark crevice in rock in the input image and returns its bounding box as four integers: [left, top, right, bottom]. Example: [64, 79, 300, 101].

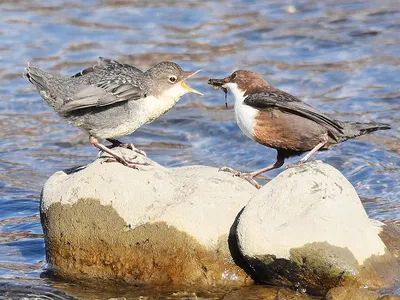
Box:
[228, 207, 259, 281]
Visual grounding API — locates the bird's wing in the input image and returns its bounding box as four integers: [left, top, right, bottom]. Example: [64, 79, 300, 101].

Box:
[60, 57, 145, 114]
[243, 90, 344, 135]
[71, 56, 141, 78]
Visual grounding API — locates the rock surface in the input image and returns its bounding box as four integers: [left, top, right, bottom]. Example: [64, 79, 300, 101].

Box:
[236, 161, 400, 291]
[223, 286, 312, 300]
[325, 287, 400, 300]
[325, 287, 379, 300]
[41, 148, 256, 286]
[379, 221, 400, 261]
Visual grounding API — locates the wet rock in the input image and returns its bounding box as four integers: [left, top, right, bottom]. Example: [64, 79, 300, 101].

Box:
[325, 287, 379, 300]
[40, 148, 256, 286]
[0, 282, 77, 300]
[223, 285, 312, 300]
[325, 287, 400, 300]
[236, 161, 400, 292]
[379, 222, 400, 261]
[378, 296, 400, 300]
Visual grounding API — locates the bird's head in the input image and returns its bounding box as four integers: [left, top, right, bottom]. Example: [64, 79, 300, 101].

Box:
[144, 62, 202, 99]
[208, 70, 268, 97]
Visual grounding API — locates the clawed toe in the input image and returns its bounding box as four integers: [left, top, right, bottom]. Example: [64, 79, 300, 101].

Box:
[239, 173, 262, 189]
[106, 141, 147, 157]
[132, 148, 147, 157]
[102, 155, 150, 169]
[219, 166, 261, 189]
[103, 158, 139, 170]
[121, 145, 147, 157]
[219, 166, 240, 175]
[286, 160, 306, 169]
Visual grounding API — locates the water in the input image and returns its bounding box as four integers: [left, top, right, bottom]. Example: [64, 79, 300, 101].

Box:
[0, 0, 399, 298]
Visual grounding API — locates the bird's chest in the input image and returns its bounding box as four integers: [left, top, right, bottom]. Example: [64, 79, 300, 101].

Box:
[139, 95, 179, 124]
[234, 100, 257, 140]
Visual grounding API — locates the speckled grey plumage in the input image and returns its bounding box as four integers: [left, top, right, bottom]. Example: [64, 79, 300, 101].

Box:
[24, 57, 194, 139]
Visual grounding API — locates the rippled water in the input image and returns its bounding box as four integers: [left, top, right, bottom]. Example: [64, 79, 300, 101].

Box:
[0, 0, 399, 298]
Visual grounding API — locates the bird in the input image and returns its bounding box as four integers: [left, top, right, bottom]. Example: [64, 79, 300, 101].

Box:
[208, 70, 391, 188]
[24, 57, 202, 168]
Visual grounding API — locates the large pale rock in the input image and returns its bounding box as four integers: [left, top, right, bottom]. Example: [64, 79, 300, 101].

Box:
[41, 148, 256, 286]
[237, 161, 400, 291]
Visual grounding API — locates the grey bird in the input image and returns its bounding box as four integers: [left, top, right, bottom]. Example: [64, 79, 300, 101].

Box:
[24, 57, 202, 168]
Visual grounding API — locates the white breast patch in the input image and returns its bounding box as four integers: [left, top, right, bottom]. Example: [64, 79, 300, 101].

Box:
[225, 82, 257, 140]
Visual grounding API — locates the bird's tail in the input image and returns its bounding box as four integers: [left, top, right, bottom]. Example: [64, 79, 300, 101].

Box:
[340, 121, 391, 140]
[23, 63, 61, 109]
[23, 63, 51, 90]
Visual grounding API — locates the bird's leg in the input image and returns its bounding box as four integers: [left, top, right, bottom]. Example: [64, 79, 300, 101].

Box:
[248, 157, 285, 177]
[89, 136, 149, 169]
[106, 138, 146, 157]
[219, 154, 285, 189]
[299, 135, 329, 163]
[287, 136, 328, 168]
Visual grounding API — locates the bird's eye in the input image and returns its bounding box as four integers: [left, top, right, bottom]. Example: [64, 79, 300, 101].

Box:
[168, 75, 177, 83]
[231, 73, 237, 80]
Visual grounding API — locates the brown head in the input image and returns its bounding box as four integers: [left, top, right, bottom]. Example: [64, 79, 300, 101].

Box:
[208, 70, 269, 96]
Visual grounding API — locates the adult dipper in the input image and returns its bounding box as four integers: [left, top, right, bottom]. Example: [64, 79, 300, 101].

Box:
[208, 70, 390, 188]
[24, 57, 201, 168]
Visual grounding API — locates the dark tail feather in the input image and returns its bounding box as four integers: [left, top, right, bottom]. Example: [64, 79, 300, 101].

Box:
[342, 121, 391, 139]
[23, 63, 51, 91]
[23, 63, 63, 109]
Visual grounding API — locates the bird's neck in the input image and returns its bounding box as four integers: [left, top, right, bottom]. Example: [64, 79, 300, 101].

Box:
[226, 83, 247, 106]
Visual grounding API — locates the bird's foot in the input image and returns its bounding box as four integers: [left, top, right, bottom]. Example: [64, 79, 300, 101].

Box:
[120, 143, 147, 157]
[219, 166, 241, 176]
[107, 142, 147, 157]
[286, 159, 307, 169]
[103, 155, 150, 169]
[219, 166, 262, 189]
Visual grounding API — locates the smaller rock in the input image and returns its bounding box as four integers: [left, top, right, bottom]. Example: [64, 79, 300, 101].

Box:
[237, 161, 400, 291]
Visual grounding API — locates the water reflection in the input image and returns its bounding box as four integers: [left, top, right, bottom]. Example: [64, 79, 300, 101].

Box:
[0, 0, 399, 297]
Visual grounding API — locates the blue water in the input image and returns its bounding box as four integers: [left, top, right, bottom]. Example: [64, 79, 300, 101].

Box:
[0, 0, 399, 298]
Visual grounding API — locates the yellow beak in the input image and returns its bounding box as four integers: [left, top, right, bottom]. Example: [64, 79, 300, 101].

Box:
[181, 69, 202, 95]
[181, 81, 203, 95]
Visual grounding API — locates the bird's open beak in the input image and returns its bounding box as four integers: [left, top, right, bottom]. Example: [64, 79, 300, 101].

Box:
[181, 70, 202, 95]
[207, 77, 229, 109]
[207, 78, 228, 94]
[207, 78, 226, 87]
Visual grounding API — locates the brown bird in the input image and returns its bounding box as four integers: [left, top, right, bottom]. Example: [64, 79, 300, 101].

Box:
[208, 70, 390, 188]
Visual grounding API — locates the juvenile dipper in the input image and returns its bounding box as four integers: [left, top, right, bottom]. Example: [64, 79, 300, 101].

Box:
[209, 70, 390, 188]
[24, 57, 201, 168]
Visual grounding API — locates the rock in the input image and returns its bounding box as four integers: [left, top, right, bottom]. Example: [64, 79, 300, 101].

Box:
[236, 161, 400, 292]
[379, 222, 400, 261]
[378, 296, 400, 300]
[325, 287, 379, 300]
[40, 147, 256, 286]
[325, 287, 400, 300]
[223, 286, 312, 300]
